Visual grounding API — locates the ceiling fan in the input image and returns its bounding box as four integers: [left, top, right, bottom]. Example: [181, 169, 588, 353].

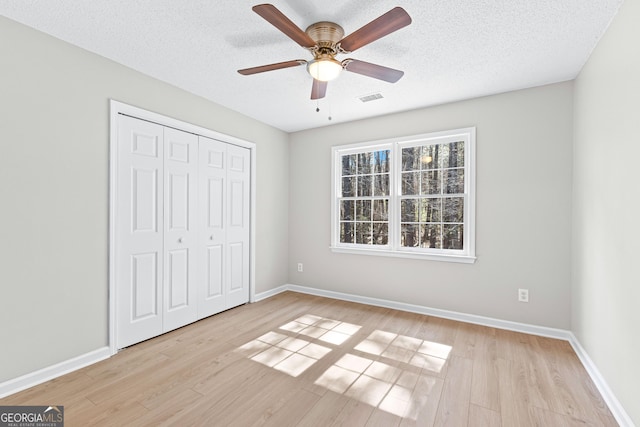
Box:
[237, 4, 412, 100]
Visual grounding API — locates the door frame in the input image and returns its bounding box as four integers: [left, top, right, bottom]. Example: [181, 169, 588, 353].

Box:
[108, 100, 257, 355]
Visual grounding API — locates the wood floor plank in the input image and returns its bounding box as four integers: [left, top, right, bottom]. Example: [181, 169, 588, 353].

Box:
[257, 388, 320, 427]
[469, 403, 502, 427]
[73, 399, 149, 426]
[399, 373, 444, 427]
[528, 404, 607, 427]
[434, 355, 473, 426]
[0, 292, 618, 426]
[296, 390, 350, 427]
[470, 326, 500, 412]
[530, 335, 618, 425]
[365, 408, 402, 427]
[420, 316, 458, 348]
[209, 369, 298, 426]
[130, 387, 205, 426]
[496, 357, 532, 425]
[451, 321, 480, 359]
[330, 398, 375, 426]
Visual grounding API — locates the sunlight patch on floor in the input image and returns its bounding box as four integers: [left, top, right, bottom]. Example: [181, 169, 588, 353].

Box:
[237, 315, 361, 377]
[244, 334, 332, 377]
[356, 330, 450, 374]
[236, 314, 452, 420]
[314, 353, 417, 418]
[313, 329, 452, 419]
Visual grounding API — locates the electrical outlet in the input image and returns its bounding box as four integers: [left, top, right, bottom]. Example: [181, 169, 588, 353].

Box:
[297, 263, 303, 273]
[518, 288, 529, 303]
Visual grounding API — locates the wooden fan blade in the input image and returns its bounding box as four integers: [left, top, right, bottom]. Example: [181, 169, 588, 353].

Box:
[344, 59, 404, 83]
[238, 60, 306, 75]
[311, 79, 328, 100]
[339, 7, 411, 53]
[253, 4, 317, 49]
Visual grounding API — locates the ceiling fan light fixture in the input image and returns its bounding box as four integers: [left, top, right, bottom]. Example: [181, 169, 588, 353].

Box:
[307, 58, 343, 82]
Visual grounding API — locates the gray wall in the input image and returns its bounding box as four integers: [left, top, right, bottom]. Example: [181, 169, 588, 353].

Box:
[0, 16, 290, 383]
[289, 82, 574, 329]
[573, 0, 639, 424]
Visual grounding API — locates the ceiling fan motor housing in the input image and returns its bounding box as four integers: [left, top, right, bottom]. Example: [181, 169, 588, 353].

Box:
[305, 22, 344, 53]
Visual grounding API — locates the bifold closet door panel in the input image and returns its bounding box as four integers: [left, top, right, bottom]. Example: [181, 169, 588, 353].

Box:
[116, 116, 164, 349]
[162, 127, 199, 332]
[198, 137, 250, 317]
[225, 143, 251, 308]
[198, 137, 227, 317]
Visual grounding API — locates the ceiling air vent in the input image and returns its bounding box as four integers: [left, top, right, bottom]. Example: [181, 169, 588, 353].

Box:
[358, 93, 383, 103]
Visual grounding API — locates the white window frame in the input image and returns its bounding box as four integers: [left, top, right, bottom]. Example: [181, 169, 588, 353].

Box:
[331, 127, 476, 264]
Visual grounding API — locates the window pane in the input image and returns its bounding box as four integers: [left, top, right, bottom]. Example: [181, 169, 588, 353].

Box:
[401, 147, 420, 171]
[401, 224, 419, 247]
[442, 197, 464, 222]
[357, 175, 372, 197]
[373, 174, 390, 196]
[401, 172, 420, 195]
[342, 176, 355, 197]
[420, 198, 442, 222]
[340, 222, 354, 243]
[449, 141, 465, 167]
[420, 224, 442, 248]
[445, 169, 464, 194]
[373, 223, 388, 245]
[421, 145, 438, 170]
[436, 141, 465, 168]
[356, 200, 372, 221]
[342, 154, 357, 176]
[357, 152, 373, 174]
[435, 143, 449, 169]
[373, 150, 390, 173]
[401, 199, 419, 222]
[355, 222, 372, 244]
[421, 170, 441, 195]
[443, 224, 463, 249]
[340, 200, 354, 221]
[372, 199, 389, 221]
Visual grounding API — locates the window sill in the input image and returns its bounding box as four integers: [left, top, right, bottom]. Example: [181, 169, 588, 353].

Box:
[330, 246, 477, 264]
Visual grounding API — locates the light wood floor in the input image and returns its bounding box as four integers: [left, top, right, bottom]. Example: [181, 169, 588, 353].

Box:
[1, 292, 617, 426]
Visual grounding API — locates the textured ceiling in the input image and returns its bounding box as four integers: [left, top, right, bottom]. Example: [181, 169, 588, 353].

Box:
[0, 0, 623, 132]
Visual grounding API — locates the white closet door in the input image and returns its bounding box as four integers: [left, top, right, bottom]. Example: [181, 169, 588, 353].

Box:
[162, 127, 198, 332]
[198, 138, 250, 316]
[198, 137, 228, 317]
[225, 144, 251, 308]
[114, 110, 251, 349]
[116, 116, 164, 348]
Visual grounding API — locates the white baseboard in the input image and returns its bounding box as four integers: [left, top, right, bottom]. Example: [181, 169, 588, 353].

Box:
[254, 285, 289, 302]
[267, 283, 634, 426]
[567, 333, 635, 427]
[281, 284, 571, 339]
[0, 347, 111, 399]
